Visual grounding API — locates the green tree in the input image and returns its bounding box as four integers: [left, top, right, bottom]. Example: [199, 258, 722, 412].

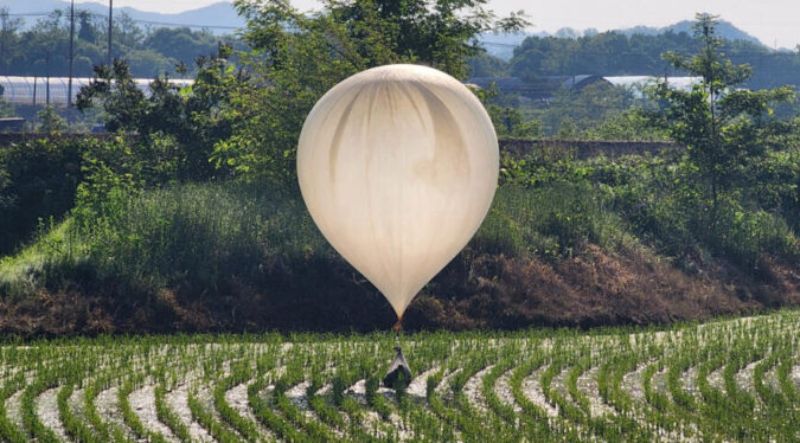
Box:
[650, 13, 795, 229]
[477, 85, 541, 138]
[0, 7, 237, 78]
[0, 95, 12, 118]
[490, 105, 541, 138]
[0, 8, 22, 72]
[24, 11, 70, 77]
[0, 137, 85, 254]
[583, 109, 666, 141]
[77, 47, 241, 182]
[108, 12, 145, 50]
[214, 0, 528, 182]
[123, 49, 175, 78]
[36, 106, 68, 134]
[142, 27, 219, 68]
[540, 82, 639, 136]
[77, 10, 97, 42]
[77, 60, 147, 133]
[509, 26, 800, 91]
[467, 52, 508, 77]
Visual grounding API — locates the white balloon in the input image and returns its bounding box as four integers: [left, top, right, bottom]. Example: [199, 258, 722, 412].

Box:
[297, 64, 499, 319]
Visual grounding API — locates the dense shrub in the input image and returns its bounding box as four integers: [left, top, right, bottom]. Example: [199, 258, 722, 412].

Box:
[502, 149, 800, 271]
[474, 183, 627, 258]
[70, 181, 327, 295]
[24, 180, 626, 298]
[0, 138, 86, 255]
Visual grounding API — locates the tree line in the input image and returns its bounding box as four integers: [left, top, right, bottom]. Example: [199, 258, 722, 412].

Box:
[0, 7, 235, 78]
[504, 29, 800, 90]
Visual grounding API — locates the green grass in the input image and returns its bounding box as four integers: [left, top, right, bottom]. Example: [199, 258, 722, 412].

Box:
[474, 182, 631, 257]
[0, 310, 799, 441]
[5, 156, 792, 297]
[0, 220, 80, 299]
[0, 180, 630, 298]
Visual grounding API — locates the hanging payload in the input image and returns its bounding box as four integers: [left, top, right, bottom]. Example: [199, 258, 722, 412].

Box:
[382, 346, 413, 390]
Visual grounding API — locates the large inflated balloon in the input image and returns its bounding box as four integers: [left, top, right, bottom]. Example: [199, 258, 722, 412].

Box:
[297, 64, 499, 319]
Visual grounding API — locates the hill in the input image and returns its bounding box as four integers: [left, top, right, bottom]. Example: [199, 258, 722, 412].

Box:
[1, 0, 245, 33]
[482, 18, 766, 60]
[2, 3, 767, 55]
[619, 19, 764, 46]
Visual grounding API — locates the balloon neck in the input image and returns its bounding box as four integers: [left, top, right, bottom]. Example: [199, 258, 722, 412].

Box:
[392, 316, 404, 334]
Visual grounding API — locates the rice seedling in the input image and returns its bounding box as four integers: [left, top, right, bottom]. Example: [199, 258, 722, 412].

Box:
[0, 309, 799, 441]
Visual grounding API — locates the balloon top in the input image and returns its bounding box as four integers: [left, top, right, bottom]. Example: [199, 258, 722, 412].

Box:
[342, 64, 461, 84]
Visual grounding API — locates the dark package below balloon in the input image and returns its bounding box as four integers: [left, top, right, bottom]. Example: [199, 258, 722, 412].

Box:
[383, 346, 413, 389]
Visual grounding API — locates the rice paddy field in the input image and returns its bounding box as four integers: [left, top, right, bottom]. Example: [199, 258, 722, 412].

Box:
[1, 310, 800, 442]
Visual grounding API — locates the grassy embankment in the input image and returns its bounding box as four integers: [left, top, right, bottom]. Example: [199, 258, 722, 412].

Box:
[2, 148, 799, 334]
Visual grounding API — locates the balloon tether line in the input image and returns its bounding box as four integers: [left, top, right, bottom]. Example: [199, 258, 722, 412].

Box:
[392, 315, 403, 336]
[393, 315, 405, 353]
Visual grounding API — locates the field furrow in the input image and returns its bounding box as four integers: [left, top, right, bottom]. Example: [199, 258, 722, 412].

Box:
[577, 365, 615, 418]
[5, 388, 25, 431]
[165, 383, 214, 442]
[523, 365, 559, 417]
[0, 310, 798, 441]
[35, 386, 69, 440]
[463, 364, 493, 414]
[95, 385, 130, 436]
[129, 384, 179, 442]
[494, 368, 522, 414]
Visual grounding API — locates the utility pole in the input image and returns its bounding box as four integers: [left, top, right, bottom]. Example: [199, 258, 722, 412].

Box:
[0, 10, 7, 72]
[107, 0, 113, 66]
[68, 0, 75, 106]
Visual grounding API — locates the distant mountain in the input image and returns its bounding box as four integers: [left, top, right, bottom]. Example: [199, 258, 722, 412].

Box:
[1, 2, 767, 52]
[481, 19, 766, 60]
[0, 0, 244, 34]
[619, 20, 764, 47]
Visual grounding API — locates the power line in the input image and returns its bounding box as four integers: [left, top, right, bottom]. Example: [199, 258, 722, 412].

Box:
[7, 10, 242, 30]
[481, 41, 520, 48]
[134, 19, 239, 30]
[7, 12, 51, 17]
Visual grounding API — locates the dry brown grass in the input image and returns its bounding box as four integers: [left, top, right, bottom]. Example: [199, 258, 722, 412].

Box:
[1, 245, 799, 337]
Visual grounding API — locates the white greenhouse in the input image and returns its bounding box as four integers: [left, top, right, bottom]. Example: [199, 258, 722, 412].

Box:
[0, 76, 194, 107]
[604, 76, 703, 95]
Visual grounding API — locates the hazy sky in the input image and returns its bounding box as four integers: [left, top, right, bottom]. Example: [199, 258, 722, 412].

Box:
[76, 0, 800, 49]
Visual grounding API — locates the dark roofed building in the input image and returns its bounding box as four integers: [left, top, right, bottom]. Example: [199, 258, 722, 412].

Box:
[467, 74, 611, 99]
[468, 76, 535, 94]
[560, 75, 610, 90]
